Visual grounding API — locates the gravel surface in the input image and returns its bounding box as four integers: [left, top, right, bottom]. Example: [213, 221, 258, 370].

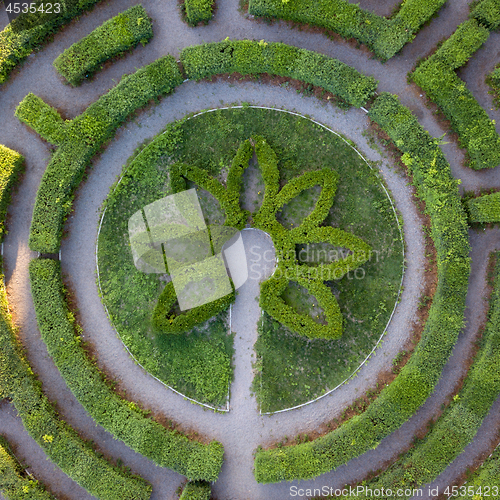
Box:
[1, 0, 500, 498]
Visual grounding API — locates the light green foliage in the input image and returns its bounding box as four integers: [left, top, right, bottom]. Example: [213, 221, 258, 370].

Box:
[22, 55, 183, 253]
[0, 263, 152, 499]
[179, 481, 211, 500]
[472, 0, 500, 30]
[184, 0, 214, 25]
[180, 40, 378, 108]
[0, 437, 55, 500]
[29, 258, 224, 481]
[411, 18, 500, 169]
[247, 0, 446, 60]
[254, 93, 470, 483]
[53, 5, 153, 86]
[0, 0, 102, 84]
[0, 146, 23, 242]
[15, 93, 68, 144]
[467, 191, 500, 222]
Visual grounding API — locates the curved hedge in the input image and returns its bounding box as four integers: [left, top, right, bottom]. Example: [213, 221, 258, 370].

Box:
[0, 436, 55, 500]
[21, 55, 183, 254]
[179, 480, 211, 500]
[180, 39, 377, 108]
[53, 5, 153, 86]
[254, 92, 470, 483]
[334, 251, 500, 498]
[247, 0, 446, 61]
[467, 191, 500, 223]
[29, 258, 224, 482]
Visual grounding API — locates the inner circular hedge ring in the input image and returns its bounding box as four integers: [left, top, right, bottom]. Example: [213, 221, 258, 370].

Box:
[96, 106, 404, 412]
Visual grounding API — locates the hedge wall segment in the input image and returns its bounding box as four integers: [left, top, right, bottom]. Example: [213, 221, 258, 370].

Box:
[467, 191, 500, 223]
[179, 480, 211, 500]
[53, 5, 153, 86]
[23, 55, 183, 254]
[184, 0, 214, 26]
[247, 0, 447, 61]
[0, 436, 55, 500]
[254, 92, 470, 483]
[29, 258, 224, 482]
[180, 40, 378, 108]
[0, 146, 24, 243]
[472, 0, 500, 31]
[0, 263, 152, 500]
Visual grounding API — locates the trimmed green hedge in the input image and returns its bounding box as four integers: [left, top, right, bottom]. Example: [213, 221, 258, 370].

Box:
[0, 146, 24, 242]
[337, 252, 500, 498]
[180, 40, 377, 108]
[179, 481, 211, 500]
[0, 0, 103, 84]
[184, 0, 214, 26]
[467, 191, 500, 222]
[0, 263, 152, 499]
[0, 437, 55, 500]
[15, 93, 67, 145]
[472, 0, 500, 30]
[254, 92, 470, 483]
[23, 55, 183, 254]
[53, 5, 153, 86]
[29, 258, 224, 481]
[411, 19, 500, 169]
[247, 0, 446, 61]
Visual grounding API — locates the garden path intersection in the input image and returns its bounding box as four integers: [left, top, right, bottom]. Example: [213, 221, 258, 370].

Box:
[0, 1, 500, 500]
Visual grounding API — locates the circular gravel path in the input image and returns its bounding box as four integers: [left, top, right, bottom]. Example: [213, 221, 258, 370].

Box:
[1, 0, 500, 498]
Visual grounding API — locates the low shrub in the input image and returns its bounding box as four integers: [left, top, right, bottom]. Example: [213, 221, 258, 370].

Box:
[472, 0, 500, 30]
[411, 19, 500, 169]
[0, 146, 24, 242]
[247, 0, 446, 61]
[184, 0, 214, 26]
[0, 436, 55, 500]
[15, 93, 67, 144]
[180, 40, 377, 108]
[53, 5, 153, 86]
[0, 0, 102, 84]
[254, 92, 470, 483]
[179, 481, 211, 500]
[29, 258, 224, 481]
[24, 55, 183, 253]
[466, 191, 500, 222]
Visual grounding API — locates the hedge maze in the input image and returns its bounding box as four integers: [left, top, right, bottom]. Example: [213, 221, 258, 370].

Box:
[1, 0, 500, 498]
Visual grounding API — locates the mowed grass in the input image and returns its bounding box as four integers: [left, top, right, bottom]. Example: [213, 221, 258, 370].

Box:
[98, 107, 403, 410]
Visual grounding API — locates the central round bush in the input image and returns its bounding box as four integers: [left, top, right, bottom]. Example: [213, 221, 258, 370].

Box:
[97, 106, 404, 410]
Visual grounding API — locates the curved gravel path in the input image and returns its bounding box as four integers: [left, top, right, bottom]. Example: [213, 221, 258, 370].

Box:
[1, 0, 500, 498]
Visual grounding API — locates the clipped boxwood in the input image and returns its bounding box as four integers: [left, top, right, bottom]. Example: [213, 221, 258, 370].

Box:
[184, 0, 214, 26]
[247, 0, 446, 61]
[15, 93, 67, 145]
[29, 258, 224, 481]
[180, 39, 378, 108]
[472, 0, 500, 30]
[23, 55, 183, 254]
[179, 481, 211, 500]
[254, 92, 470, 483]
[411, 18, 500, 169]
[53, 5, 153, 86]
[0, 146, 24, 242]
[0, 0, 102, 84]
[467, 191, 500, 223]
[0, 436, 55, 500]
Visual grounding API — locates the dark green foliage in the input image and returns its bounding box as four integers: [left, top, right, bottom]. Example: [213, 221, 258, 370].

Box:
[14, 93, 67, 145]
[24, 55, 183, 253]
[184, 0, 214, 25]
[29, 258, 224, 481]
[467, 191, 500, 222]
[472, 0, 500, 30]
[53, 5, 153, 86]
[0, 146, 24, 242]
[0, 261, 152, 500]
[0, 437, 55, 500]
[254, 93, 470, 482]
[180, 40, 377, 108]
[0, 0, 103, 84]
[336, 252, 500, 498]
[179, 481, 211, 500]
[247, 0, 446, 60]
[411, 19, 500, 169]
